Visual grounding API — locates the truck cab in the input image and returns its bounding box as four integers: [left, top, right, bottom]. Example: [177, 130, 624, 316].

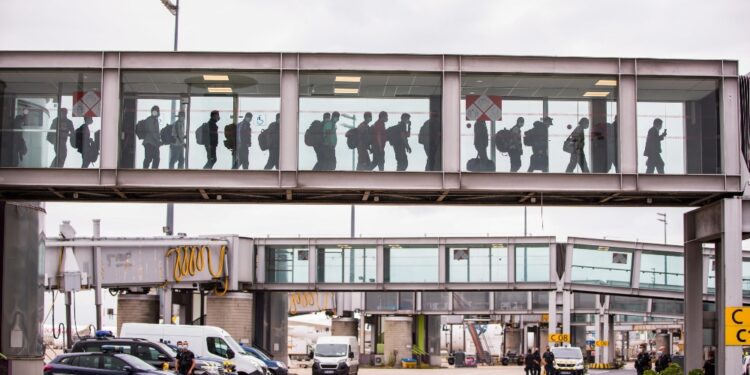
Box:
[311, 336, 359, 375]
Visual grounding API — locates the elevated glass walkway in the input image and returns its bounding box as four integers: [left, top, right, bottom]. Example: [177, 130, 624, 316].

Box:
[0, 52, 744, 205]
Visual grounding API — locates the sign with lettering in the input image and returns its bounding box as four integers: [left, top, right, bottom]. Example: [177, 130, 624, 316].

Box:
[549, 333, 571, 343]
[725, 307, 750, 345]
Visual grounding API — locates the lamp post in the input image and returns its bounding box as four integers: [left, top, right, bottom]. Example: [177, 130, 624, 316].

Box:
[657, 212, 667, 244]
[160, 0, 179, 236]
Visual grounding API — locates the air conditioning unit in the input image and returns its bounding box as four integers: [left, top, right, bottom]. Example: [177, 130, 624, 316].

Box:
[373, 355, 385, 366]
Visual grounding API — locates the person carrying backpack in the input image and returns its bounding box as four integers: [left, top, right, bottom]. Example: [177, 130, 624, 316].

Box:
[355, 112, 372, 171]
[527, 117, 553, 172]
[264, 113, 280, 170]
[654, 346, 671, 372]
[48, 108, 75, 168]
[309, 113, 328, 170]
[140, 105, 161, 169]
[75, 115, 96, 168]
[202, 110, 220, 169]
[388, 113, 412, 171]
[233, 112, 253, 169]
[419, 111, 441, 171]
[369, 111, 388, 171]
[635, 343, 651, 375]
[321, 111, 339, 170]
[508, 117, 525, 172]
[167, 111, 186, 169]
[564, 117, 590, 173]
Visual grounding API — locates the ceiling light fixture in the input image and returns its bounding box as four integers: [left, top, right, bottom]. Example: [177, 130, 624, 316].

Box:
[207, 87, 233, 93]
[583, 91, 610, 97]
[335, 76, 361, 83]
[595, 79, 617, 86]
[334, 88, 359, 94]
[203, 74, 229, 81]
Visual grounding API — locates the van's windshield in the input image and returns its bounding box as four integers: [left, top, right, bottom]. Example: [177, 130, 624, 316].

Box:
[223, 335, 244, 354]
[316, 344, 348, 357]
[551, 348, 583, 359]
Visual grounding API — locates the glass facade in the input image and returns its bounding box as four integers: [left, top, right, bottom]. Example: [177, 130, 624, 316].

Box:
[637, 78, 721, 174]
[531, 291, 549, 309]
[515, 245, 550, 282]
[571, 245, 632, 287]
[265, 246, 309, 283]
[422, 292, 450, 311]
[120, 71, 280, 170]
[317, 246, 376, 283]
[0, 70, 102, 168]
[384, 245, 439, 283]
[447, 244, 508, 282]
[651, 299, 684, 315]
[609, 296, 648, 313]
[573, 293, 597, 309]
[494, 291, 528, 311]
[453, 291, 490, 311]
[365, 292, 399, 311]
[639, 252, 684, 290]
[461, 74, 618, 173]
[298, 72, 442, 172]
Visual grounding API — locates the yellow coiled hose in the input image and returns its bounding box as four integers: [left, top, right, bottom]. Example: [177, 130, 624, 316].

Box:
[165, 245, 229, 296]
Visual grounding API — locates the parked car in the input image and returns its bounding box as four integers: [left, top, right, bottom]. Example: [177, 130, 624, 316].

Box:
[240, 344, 288, 375]
[70, 337, 224, 374]
[552, 346, 587, 375]
[44, 351, 171, 374]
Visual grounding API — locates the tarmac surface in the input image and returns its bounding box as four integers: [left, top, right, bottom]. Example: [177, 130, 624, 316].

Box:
[290, 365, 637, 375]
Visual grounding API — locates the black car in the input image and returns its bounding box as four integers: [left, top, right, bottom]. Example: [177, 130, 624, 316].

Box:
[70, 337, 223, 374]
[44, 352, 170, 374]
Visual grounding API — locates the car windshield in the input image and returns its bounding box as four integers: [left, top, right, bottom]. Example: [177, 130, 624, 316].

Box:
[316, 344, 348, 357]
[248, 348, 271, 361]
[156, 342, 177, 356]
[119, 354, 156, 370]
[551, 348, 583, 359]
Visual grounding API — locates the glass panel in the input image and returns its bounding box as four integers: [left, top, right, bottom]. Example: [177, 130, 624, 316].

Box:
[461, 74, 618, 173]
[531, 292, 549, 309]
[399, 292, 415, 310]
[494, 291, 528, 311]
[651, 299, 684, 315]
[744, 261, 750, 297]
[298, 72, 442, 172]
[639, 252, 684, 290]
[637, 78, 720, 174]
[317, 246, 376, 283]
[571, 245, 632, 287]
[453, 292, 490, 311]
[515, 245, 550, 282]
[0, 70, 102, 168]
[120, 71, 280, 170]
[573, 293, 597, 309]
[707, 257, 715, 294]
[422, 292, 450, 311]
[385, 245, 438, 283]
[365, 292, 398, 311]
[447, 245, 507, 282]
[266, 246, 309, 283]
[609, 296, 648, 313]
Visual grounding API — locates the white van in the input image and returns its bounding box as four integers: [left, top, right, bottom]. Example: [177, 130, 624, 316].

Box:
[312, 336, 359, 375]
[120, 323, 266, 375]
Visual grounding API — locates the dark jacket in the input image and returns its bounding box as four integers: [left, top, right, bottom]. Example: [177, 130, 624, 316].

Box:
[142, 116, 160, 147]
[474, 121, 488, 149]
[644, 126, 665, 157]
[207, 119, 219, 147]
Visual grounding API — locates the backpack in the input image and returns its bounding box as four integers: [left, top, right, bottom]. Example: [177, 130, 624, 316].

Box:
[195, 123, 207, 145]
[304, 120, 323, 147]
[258, 129, 269, 151]
[563, 134, 576, 153]
[74, 125, 85, 153]
[386, 125, 402, 146]
[523, 128, 536, 146]
[418, 122, 430, 145]
[223, 123, 237, 149]
[135, 119, 146, 140]
[494, 128, 513, 153]
[160, 124, 175, 145]
[466, 157, 495, 172]
[345, 127, 358, 149]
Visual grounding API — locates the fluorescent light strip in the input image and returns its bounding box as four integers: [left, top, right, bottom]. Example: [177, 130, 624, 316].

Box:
[583, 91, 610, 97]
[335, 76, 361, 83]
[207, 87, 233, 93]
[203, 74, 229, 81]
[595, 79, 618, 87]
[334, 88, 359, 94]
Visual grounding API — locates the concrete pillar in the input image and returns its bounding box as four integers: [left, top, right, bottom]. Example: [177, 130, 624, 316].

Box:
[0, 202, 45, 373]
[594, 313, 602, 363]
[116, 294, 159, 334]
[562, 291, 572, 335]
[253, 292, 288, 362]
[604, 315, 615, 363]
[504, 327, 521, 354]
[427, 315, 442, 366]
[206, 292, 253, 344]
[684, 236, 704, 371]
[159, 285, 173, 324]
[332, 317, 358, 337]
[383, 317, 412, 367]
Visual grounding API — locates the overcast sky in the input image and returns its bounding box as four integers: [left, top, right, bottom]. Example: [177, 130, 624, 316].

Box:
[3, 0, 748, 327]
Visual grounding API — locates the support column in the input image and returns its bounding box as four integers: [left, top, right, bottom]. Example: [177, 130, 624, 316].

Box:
[617, 69, 637, 174]
[548, 291, 558, 335]
[160, 285, 173, 324]
[383, 317, 413, 367]
[100, 54, 121, 170]
[279, 64, 299, 174]
[594, 313, 602, 363]
[426, 315, 442, 366]
[332, 318, 358, 337]
[441, 71, 460, 174]
[603, 314, 614, 364]
[0, 202, 45, 374]
[717, 198, 743, 375]
[684, 239, 704, 371]
[206, 292, 253, 344]
[562, 291, 572, 336]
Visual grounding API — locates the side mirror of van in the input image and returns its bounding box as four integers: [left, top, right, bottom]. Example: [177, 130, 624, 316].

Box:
[348, 352, 354, 359]
[227, 349, 235, 359]
[122, 365, 134, 373]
